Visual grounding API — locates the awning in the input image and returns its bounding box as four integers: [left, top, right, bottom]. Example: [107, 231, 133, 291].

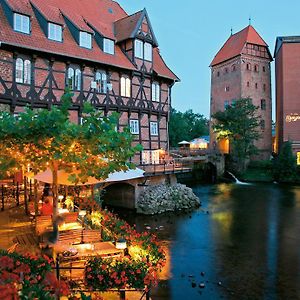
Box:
[31, 168, 145, 186]
[178, 140, 190, 145]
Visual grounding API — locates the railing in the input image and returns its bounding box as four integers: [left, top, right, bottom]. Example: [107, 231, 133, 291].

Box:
[53, 262, 151, 300]
[138, 158, 194, 176]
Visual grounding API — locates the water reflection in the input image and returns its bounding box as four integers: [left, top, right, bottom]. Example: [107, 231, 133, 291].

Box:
[121, 183, 300, 300]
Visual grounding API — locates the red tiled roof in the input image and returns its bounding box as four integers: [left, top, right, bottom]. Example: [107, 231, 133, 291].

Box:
[210, 25, 268, 66]
[153, 49, 179, 81]
[114, 11, 143, 43]
[0, 0, 178, 80]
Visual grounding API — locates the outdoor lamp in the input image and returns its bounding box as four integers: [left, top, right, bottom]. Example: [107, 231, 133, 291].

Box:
[79, 210, 87, 217]
[116, 238, 127, 250]
[58, 195, 64, 201]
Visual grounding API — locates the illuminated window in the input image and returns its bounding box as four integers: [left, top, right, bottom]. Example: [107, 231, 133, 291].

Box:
[15, 58, 31, 84]
[129, 119, 139, 134]
[297, 152, 300, 165]
[120, 76, 131, 97]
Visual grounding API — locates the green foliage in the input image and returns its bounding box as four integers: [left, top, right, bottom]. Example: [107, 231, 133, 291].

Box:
[169, 108, 209, 147]
[273, 142, 297, 183]
[212, 98, 261, 171]
[0, 90, 141, 182]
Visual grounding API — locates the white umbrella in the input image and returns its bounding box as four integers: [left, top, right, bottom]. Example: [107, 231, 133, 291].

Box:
[33, 168, 145, 186]
[178, 140, 190, 145]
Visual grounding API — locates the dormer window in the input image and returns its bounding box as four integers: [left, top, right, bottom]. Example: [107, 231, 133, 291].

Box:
[103, 38, 115, 55]
[14, 13, 30, 34]
[48, 23, 62, 42]
[144, 42, 152, 61]
[79, 31, 92, 49]
[135, 39, 143, 59]
[134, 40, 152, 61]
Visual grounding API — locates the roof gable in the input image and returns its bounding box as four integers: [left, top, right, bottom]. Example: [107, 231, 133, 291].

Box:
[211, 25, 270, 66]
[114, 9, 158, 46]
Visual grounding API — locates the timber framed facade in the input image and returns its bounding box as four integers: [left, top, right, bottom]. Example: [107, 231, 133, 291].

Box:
[0, 0, 179, 165]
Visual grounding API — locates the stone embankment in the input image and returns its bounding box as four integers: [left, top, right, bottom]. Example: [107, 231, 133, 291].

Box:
[137, 183, 200, 215]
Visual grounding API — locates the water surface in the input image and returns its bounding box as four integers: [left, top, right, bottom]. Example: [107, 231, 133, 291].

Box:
[122, 183, 300, 300]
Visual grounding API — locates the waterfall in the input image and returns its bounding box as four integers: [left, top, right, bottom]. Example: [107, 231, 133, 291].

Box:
[227, 171, 250, 185]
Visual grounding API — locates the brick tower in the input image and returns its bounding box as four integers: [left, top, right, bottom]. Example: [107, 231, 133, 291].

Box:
[210, 25, 273, 160]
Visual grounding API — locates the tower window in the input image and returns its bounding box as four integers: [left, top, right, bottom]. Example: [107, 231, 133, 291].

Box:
[224, 100, 229, 109]
[217, 71, 220, 77]
[262, 66, 266, 72]
[254, 65, 259, 72]
[261, 99, 266, 110]
[247, 81, 250, 87]
[260, 120, 265, 130]
[225, 86, 230, 92]
[263, 84, 266, 91]
[225, 68, 228, 74]
[246, 63, 251, 71]
[255, 83, 258, 89]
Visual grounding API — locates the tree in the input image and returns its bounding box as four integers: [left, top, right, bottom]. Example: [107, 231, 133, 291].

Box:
[169, 108, 209, 147]
[273, 141, 297, 182]
[0, 89, 141, 216]
[212, 98, 261, 171]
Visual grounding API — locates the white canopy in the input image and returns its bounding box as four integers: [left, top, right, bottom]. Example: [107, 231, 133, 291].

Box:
[178, 140, 190, 145]
[31, 168, 145, 186]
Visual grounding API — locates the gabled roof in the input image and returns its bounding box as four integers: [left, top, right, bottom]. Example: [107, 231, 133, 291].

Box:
[211, 25, 269, 67]
[114, 8, 158, 46]
[0, 0, 177, 80]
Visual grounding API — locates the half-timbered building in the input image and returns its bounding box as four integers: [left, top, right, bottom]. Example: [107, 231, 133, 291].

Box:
[0, 0, 179, 166]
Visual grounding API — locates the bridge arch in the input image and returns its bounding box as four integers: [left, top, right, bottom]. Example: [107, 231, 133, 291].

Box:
[102, 182, 136, 209]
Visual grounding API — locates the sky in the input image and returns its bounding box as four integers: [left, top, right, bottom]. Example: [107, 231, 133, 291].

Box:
[118, 0, 300, 119]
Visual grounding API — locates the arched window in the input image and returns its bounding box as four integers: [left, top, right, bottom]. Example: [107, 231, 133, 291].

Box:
[151, 82, 160, 102]
[75, 69, 81, 91]
[67, 67, 81, 91]
[15, 58, 31, 84]
[95, 71, 107, 93]
[246, 63, 251, 71]
[120, 76, 131, 97]
[231, 64, 236, 72]
[254, 65, 259, 72]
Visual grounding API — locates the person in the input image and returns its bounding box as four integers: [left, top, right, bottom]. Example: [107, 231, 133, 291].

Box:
[40, 197, 53, 216]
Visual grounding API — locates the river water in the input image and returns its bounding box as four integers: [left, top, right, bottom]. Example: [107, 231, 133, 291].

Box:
[121, 182, 300, 300]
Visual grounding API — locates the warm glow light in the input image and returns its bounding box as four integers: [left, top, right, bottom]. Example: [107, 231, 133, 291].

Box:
[116, 238, 127, 250]
[297, 152, 300, 166]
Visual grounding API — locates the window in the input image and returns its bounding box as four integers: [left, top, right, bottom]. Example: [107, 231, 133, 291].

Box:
[225, 86, 230, 92]
[247, 81, 250, 87]
[232, 65, 236, 72]
[48, 23, 62, 42]
[254, 65, 259, 72]
[261, 99, 266, 110]
[152, 82, 160, 102]
[120, 76, 131, 97]
[231, 99, 236, 107]
[67, 67, 81, 90]
[14, 13, 30, 34]
[103, 38, 114, 55]
[224, 100, 229, 109]
[263, 84, 266, 91]
[15, 58, 31, 84]
[79, 31, 92, 49]
[255, 83, 258, 89]
[246, 63, 251, 70]
[144, 42, 152, 61]
[129, 119, 139, 134]
[150, 122, 158, 136]
[95, 71, 107, 93]
[263, 66, 266, 72]
[217, 71, 220, 77]
[260, 120, 265, 130]
[225, 68, 228, 74]
[297, 152, 300, 165]
[135, 39, 143, 59]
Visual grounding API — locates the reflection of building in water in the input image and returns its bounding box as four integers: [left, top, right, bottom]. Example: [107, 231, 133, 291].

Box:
[274, 37, 300, 159]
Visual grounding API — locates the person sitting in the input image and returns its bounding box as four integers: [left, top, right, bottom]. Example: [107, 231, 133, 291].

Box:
[40, 197, 53, 216]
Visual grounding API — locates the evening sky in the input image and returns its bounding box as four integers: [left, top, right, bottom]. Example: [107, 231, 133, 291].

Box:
[118, 0, 300, 119]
